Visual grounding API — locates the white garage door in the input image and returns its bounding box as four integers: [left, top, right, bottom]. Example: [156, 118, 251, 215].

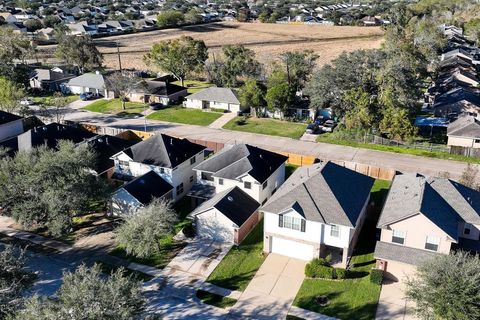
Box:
[195, 214, 234, 243]
[271, 237, 314, 261]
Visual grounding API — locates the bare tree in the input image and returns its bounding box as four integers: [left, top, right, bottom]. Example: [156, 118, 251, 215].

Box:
[459, 163, 480, 190]
[105, 72, 141, 110]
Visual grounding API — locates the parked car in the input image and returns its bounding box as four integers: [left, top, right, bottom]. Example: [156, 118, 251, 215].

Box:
[305, 123, 319, 134]
[20, 98, 34, 106]
[321, 120, 337, 132]
[149, 102, 164, 110]
[80, 92, 95, 101]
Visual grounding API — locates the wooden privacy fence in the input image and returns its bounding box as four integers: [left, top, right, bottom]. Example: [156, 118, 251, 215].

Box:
[77, 124, 396, 181]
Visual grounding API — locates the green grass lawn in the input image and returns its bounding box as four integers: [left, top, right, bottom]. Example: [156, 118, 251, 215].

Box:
[32, 94, 78, 105]
[84, 99, 147, 115]
[223, 117, 306, 139]
[317, 133, 480, 164]
[207, 220, 265, 291]
[146, 107, 222, 126]
[173, 80, 212, 94]
[196, 290, 237, 309]
[285, 164, 299, 179]
[293, 180, 391, 320]
[97, 261, 154, 282]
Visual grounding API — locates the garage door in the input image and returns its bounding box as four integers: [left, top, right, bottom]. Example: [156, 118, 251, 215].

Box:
[195, 215, 234, 243]
[271, 237, 314, 261]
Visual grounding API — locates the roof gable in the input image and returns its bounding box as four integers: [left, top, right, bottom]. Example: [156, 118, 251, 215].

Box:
[122, 170, 173, 205]
[185, 87, 240, 105]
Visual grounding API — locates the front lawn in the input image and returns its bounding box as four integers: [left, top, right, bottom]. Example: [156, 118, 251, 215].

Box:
[223, 117, 306, 139]
[173, 80, 212, 94]
[146, 107, 222, 126]
[32, 94, 79, 105]
[207, 220, 265, 291]
[293, 179, 391, 319]
[84, 99, 147, 115]
[196, 290, 237, 309]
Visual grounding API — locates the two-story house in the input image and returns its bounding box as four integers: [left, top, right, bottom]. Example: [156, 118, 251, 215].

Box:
[262, 161, 375, 267]
[374, 173, 480, 281]
[190, 144, 288, 205]
[110, 134, 206, 200]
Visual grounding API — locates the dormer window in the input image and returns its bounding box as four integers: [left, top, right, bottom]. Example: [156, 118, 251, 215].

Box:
[244, 181, 252, 189]
[330, 225, 340, 237]
[279, 215, 305, 232]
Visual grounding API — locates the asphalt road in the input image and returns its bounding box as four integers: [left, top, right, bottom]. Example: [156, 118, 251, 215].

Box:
[62, 107, 475, 180]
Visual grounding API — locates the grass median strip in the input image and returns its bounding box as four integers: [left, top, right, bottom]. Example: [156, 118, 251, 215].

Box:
[223, 117, 306, 139]
[196, 290, 237, 309]
[206, 220, 265, 291]
[146, 107, 222, 126]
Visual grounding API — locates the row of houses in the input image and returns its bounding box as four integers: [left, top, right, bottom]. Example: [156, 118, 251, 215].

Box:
[1, 112, 479, 280]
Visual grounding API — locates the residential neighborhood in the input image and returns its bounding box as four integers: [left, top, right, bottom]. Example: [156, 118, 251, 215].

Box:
[0, 1, 479, 320]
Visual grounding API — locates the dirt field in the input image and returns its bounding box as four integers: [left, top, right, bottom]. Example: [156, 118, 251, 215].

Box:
[38, 22, 384, 70]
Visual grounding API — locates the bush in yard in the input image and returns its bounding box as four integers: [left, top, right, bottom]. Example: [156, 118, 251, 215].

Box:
[370, 268, 384, 285]
[16, 264, 144, 320]
[115, 198, 178, 258]
[334, 267, 349, 280]
[305, 259, 334, 279]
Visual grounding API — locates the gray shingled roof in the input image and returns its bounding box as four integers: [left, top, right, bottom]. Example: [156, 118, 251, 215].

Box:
[194, 144, 288, 183]
[377, 173, 480, 241]
[261, 161, 375, 227]
[185, 87, 240, 104]
[67, 73, 106, 90]
[374, 241, 442, 266]
[447, 115, 480, 139]
[188, 186, 260, 227]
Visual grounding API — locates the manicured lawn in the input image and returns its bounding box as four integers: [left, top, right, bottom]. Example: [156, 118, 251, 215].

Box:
[207, 220, 265, 291]
[32, 94, 79, 105]
[223, 117, 306, 139]
[196, 290, 237, 309]
[84, 98, 147, 115]
[173, 80, 212, 94]
[293, 179, 391, 320]
[285, 164, 299, 179]
[97, 261, 154, 282]
[317, 133, 480, 164]
[146, 107, 222, 126]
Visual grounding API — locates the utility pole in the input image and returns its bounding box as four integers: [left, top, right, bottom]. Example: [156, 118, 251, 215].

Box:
[116, 41, 122, 71]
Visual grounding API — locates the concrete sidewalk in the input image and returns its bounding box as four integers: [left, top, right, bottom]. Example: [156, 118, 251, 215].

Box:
[208, 112, 237, 129]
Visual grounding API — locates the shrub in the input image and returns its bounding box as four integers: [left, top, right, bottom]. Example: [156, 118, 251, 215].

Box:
[305, 259, 334, 279]
[182, 223, 195, 238]
[335, 267, 349, 279]
[370, 268, 384, 284]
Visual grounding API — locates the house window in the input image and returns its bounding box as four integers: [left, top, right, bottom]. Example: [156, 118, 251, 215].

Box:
[262, 180, 268, 190]
[425, 235, 439, 251]
[189, 176, 194, 183]
[244, 181, 252, 189]
[219, 178, 224, 185]
[160, 168, 165, 174]
[176, 183, 184, 195]
[392, 230, 405, 245]
[330, 225, 340, 237]
[475, 139, 480, 144]
[201, 172, 213, 181]
[464, 223, 472, 235]
[281, 216, 302, 231]
[190, 156, 196, 165]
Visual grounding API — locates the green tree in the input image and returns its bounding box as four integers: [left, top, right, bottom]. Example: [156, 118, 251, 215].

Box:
[144, 36, 208, 87]
[0, 77, 25, 114]
[258, 12, 269, 23]
[0, 246, 35, 318]
[105, 72, 140, 110]
[157, 10, 185, 27]
[23, 19, 43, 32]
[16, 264, 144, 320]
[405, 251, 480, 320]
[239, 78, 266, 117]
[55, 35, 103, 74]
[0, 141, 106, 236]
[379, 105, 416, 141]
[39, 92, 71, 122]
[43, 15, 62, 28]
[279, 50, 318, 93]
[115, 199, 178, 258]
[266, 81, 290, 119]
[185, 9, 203, 24]
[343, 88, 375, 131]
[459, 163, 479, 190]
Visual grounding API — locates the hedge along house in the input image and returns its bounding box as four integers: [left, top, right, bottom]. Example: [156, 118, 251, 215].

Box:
[187, 186, 261, 244]
[110, 170, 173, 216]
[261, 161, 375, 267]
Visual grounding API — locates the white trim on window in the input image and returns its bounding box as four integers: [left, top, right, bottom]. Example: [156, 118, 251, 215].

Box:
[330, 225, 340, 237]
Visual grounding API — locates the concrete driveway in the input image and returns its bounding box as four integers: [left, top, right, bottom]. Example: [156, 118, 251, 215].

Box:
[376, 280, 418, 320]
[230, 254, 307, 319]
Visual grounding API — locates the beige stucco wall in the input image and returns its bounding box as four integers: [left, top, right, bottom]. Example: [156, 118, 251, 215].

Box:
[380, 213, 454, 254]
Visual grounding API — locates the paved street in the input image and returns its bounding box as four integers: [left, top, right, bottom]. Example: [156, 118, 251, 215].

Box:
[62, 107, 476, 179]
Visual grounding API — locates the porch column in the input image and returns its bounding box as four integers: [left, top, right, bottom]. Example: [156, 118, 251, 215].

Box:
[341, 247, 348, 267]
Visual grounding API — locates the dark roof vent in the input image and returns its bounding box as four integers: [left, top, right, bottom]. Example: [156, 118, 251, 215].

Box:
[97, 138, 104, 143]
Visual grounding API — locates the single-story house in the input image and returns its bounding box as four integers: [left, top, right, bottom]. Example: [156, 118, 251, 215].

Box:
[29, 68, 76, 91]
[184, 87, 244, 113]
[447, 115, 480, 149]
[128, 79, 188, 105]
[374, 173, 480, 281]
[188, 186, 260, 244]
[66, 72, 115, 97]
[0, 110, 23, 142]
[262, 161, 375, 266]
[110, 170, 173, 216]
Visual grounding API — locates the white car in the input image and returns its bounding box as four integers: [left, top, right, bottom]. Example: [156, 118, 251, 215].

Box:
[321, 120, 337, 132]
[20, 98, 34, 106]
